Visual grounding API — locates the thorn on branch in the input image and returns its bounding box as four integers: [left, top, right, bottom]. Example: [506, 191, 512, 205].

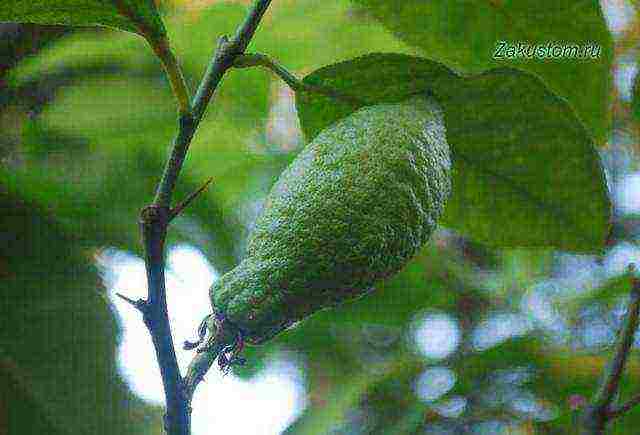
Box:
[115, 292, 148, 312]
[169, 177, 214, 222]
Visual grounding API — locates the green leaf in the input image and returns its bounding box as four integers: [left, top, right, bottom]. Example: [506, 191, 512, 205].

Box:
[0, 0, 166, 40]
[4, 34, 258, 272]
[7, 30, 160, 86]
[0, 185, 159, 434]
[296, 53, 612, 253]
[0, 362, 64, 435]
[0, 1, 192, 113]
[350, 0, 613, 144]
[0, 0, 167, 41]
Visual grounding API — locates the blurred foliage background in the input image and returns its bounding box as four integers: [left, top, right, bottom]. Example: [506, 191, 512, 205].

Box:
[1, 1, 640, 434]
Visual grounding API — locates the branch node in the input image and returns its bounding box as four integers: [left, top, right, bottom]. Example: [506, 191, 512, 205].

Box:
[232, 53, 303, 92]
[140, 204, 169, 227]
[214, 34, 237, 64]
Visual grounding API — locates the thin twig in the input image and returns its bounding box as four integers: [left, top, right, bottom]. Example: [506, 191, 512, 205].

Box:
[233, 53, 305, 91]
[153, 114, 197, 210]
[136, 1, 274, 434]
[113, 0, 191, 115]
[180, 312, 236, 401]
[233, 0, 273, 54]
[183, 342, 227, 401]
[594, 267, 640, 409]
[581, 266, 640, 434]
[192, 0, 274, 122]
[596, 278, 640, 408]
[150, 36, 192, 116]
[607, 394, 640, 420]
[232, 52, 366, 106]
[154, 0, 273, 209]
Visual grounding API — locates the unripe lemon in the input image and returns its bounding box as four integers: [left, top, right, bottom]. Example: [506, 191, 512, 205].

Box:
[210, 95, 452, 344]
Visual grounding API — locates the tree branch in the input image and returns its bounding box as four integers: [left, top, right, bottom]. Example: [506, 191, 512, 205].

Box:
[182, 312, 242, 403]
[154, 114, 196, 208]
[192, 0, 274, 122]
[155, 0, 273, 209]
[139, 205, 189, 435]
[134, 1, 274, 434]
[581, 266, 640, 434]
[607, 393, 640, 420]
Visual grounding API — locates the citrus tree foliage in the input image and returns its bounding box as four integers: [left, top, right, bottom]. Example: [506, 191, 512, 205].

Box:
[296, 53, 610, 253]
[1, 1, 636, 434]
[350, 0, 613, 144]
[0, 0, 167, 41]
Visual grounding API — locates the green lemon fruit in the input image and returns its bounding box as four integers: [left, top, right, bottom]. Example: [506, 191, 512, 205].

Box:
[210, 95, 452, 344]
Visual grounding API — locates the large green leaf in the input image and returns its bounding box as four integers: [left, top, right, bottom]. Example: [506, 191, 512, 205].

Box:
[3, 21, 253, 268]
[0, 0, 166, 41]
[350, 0, 613, 144]
[255, 0, 416, 71]
[0, 184, 160, 435]
[0, 23, 67, 80]
[0, 1, 187, 112]
[5, 3, 627, 433]
[296, 53, 611, 253]
[1, 360, 64, 435]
